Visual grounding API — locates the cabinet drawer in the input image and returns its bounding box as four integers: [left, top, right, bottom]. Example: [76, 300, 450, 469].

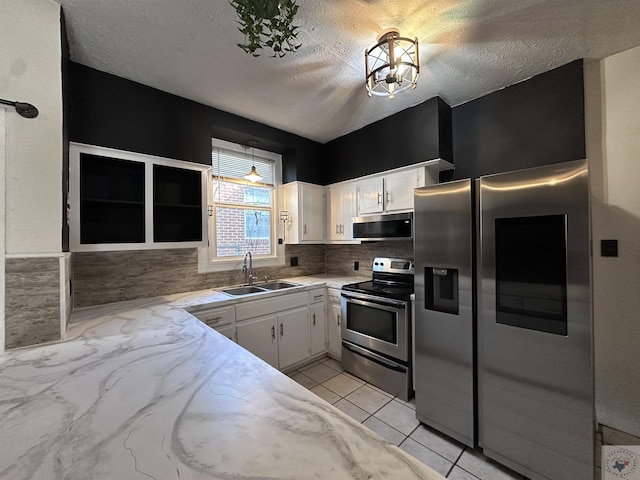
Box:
[309, 288, 326, 304]
[328, 288, 342, 304]
[236, 292, 309, 321]
[190, 305, 235, 328]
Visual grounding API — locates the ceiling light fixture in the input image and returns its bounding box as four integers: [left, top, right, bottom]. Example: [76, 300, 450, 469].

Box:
[365, 31, 419, 99]
[244, 140, 263, 183]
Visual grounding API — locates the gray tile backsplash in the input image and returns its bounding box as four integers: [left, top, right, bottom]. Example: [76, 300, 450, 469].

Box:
[325, 241, 413, 276]
[5, 257, 61, 349]
[73, 242, 414, 308]
[73, 245, 326, 307]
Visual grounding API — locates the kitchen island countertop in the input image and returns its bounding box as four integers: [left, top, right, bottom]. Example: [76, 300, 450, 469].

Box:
[0, 276, 443, 480]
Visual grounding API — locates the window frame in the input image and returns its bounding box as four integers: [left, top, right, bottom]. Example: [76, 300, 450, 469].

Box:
[198, 139, 284, 273]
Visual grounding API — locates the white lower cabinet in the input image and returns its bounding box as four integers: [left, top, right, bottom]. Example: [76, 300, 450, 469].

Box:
[309, 304, 326, 356]
[327, 288, 342, 360]
[237, 315, 278, 368]
[236, 291, 313, 370]
[187, 304, 237, 342]
[278, 306, 311, 370]
[216, 324, 236, 342]
[196, 288, 331, 370]
[309, 288, 327, 357]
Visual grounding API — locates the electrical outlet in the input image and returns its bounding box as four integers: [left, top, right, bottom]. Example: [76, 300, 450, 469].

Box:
[354, 261, 359, 271]
[290, 256, 298, 267]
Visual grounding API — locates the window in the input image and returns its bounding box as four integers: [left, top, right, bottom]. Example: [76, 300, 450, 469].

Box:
[202, 139, 282, 270]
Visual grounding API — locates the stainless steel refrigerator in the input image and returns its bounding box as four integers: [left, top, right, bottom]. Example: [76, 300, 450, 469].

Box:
[414, 160, 594, 480]
[414, 178, 475, 447]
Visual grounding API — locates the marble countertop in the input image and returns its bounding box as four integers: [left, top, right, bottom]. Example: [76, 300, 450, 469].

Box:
[0, 276, 443, 479]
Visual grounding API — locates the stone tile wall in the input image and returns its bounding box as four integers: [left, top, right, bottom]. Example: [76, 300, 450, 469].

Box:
[325, 241, 414, 276]
[5, 257, 61, 349]
[73, 245, 326, 307]
[72, 242, 415, 308]
[63, 253, 72, 329]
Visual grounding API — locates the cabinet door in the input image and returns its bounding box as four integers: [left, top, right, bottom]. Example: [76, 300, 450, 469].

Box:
[300, 184, 325, 241]
[328, 303, 342, 359]
[327, 186, 342, 241]
[76, 154, 146, 245]
[215, 324, 236, 342]
[310, 303, 327, 356]
[340, 184, 357, 240]
[278, 306, 311, 370]
[153, 164, 203, 243]
[236, 315, 278, 368]
[357, 177, 384, 215]
[384, 169, 420, 212]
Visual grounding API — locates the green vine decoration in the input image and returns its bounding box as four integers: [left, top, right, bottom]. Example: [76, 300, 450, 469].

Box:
[230, 0, 302, 58]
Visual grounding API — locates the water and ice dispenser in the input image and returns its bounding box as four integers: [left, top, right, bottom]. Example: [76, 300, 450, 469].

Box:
[424, 267, 459, 315]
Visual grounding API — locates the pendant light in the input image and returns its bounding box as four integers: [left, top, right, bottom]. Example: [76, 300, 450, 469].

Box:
[244, 140, 262, 183]
[365, 30, 419, 98]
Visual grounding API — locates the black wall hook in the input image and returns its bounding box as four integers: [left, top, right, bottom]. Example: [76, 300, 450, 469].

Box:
[0, 98, 39, 118]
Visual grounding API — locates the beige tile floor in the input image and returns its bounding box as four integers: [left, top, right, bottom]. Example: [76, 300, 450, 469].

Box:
[287, 356, 528, 480]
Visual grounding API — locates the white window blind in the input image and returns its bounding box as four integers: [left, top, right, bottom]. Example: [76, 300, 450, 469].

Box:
[211, 147, 275, 186]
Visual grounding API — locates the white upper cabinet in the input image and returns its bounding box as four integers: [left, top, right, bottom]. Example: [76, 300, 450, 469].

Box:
[327, 181, 358, 242]
[356, 159, 454, 216]
[384, 167, 427, 212]
[283, 182, 325, 244]
[356, 177, 385, 215]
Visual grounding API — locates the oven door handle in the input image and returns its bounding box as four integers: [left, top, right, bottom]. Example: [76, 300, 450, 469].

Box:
[341, 291, 407, 309]
[342, 341, 407, 373]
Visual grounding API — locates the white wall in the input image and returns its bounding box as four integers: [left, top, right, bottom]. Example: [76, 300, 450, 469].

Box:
[586, 45, 640, 437]
[0, 110, 6, 351]
[0, 0, 62, 254]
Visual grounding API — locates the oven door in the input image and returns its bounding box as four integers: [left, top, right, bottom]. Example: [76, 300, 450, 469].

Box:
[341, 291, 408, 361]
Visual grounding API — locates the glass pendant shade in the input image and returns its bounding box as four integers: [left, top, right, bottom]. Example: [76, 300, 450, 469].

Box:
[365, 31, 419, 98]
[244, 165, 262, 183]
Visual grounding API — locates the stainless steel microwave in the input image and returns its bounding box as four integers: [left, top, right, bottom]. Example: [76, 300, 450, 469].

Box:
[352, 212, 413, 241]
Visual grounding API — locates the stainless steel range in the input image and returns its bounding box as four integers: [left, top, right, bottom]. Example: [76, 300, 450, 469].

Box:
[341, 257, 414, 400]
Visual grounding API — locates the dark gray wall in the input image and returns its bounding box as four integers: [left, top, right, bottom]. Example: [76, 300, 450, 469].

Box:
[68, 59, 585, 187]
[452, 60, 585, 180]
[67, 62, 325, 184]
[324, 97, 453, 184]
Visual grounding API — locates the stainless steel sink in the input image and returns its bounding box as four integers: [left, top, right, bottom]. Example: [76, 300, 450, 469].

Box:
[222, 286, 266, 296]
[259, 281, 298, 290]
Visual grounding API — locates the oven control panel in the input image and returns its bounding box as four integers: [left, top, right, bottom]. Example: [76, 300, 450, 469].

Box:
[372, 257, 414, 274]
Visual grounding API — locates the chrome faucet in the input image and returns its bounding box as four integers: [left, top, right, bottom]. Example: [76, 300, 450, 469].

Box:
[242, 251, 258, 285]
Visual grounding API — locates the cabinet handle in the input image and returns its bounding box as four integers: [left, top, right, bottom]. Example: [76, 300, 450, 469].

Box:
[386, 191, 391, 204]
[337, 314, 341, 326]
[303, 224, 307, 235]
[340, 224, 344, 234]
[377, 192, 382, 206]
[336, 224, 339, 234]
[280, 323, 284, 337]
[271, 326, 275, 340]
[312, 313, 316, 326]
[313, 294, 323, 300]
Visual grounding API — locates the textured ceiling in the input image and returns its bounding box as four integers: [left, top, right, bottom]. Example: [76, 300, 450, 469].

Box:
[55, 0, 640, 143]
